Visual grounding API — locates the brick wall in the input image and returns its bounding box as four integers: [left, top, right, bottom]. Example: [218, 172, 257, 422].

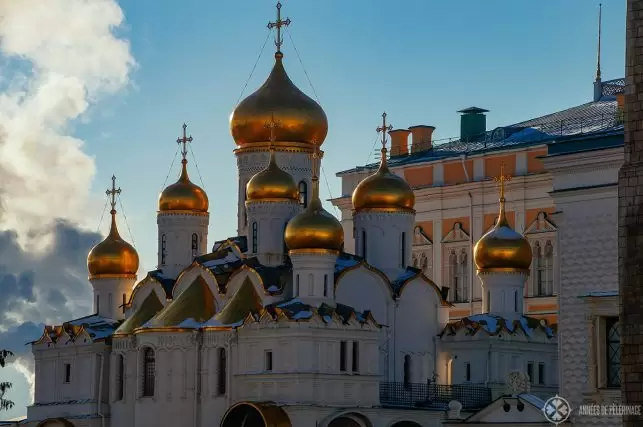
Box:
[620, 1, 643, 425]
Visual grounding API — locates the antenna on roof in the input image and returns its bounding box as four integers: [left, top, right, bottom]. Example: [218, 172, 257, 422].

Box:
[593, 3, 603, 102]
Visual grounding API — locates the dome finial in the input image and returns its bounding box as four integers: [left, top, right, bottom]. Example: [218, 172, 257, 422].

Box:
[493, 162, 512, 226]
[176, 123, 193, 181]
[105, 175, 122, 238]
[267, 1, 291, 58]
[376, 111, 393, 171]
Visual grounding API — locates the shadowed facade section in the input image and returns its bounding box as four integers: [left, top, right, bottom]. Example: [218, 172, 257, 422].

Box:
[620, 1, 643, 424]
[148, 276, 216, 327]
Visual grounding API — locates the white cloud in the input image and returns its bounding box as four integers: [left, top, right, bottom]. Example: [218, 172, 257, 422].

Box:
[0, 0, 136, 414]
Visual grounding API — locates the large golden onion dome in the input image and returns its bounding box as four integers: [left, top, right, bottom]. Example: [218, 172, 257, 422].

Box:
[246, 147, 298, 201]
[474, 186, 532, 272]
[352, 114, 415, 212]
[285, 152, 343, 251]
[158, 159, 209, 212]
[230, 52, 328, 147]
[88, 179, 139, 278]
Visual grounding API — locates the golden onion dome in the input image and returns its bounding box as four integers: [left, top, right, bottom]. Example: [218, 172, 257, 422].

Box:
[246, 148, 298, 201]
[352, 145, 415, 212]
[87, 209, 139, 278]
[230, 52, 328, 147]
[158, 159, 209, 212]
[474, 198, 532, 272]
[285, 158, 343, 251]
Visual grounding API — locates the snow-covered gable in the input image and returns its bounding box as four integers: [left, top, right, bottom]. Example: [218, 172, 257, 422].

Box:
[439, 314, 555, 340]
[32, 314, 120, 347]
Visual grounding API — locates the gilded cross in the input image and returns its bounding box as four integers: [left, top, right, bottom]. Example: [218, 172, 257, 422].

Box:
[376, 112, 393, 149]
[177, 123, 193, 161]
[106, 175, 121, 211]
[267, 2, 291, 53]
[264, 114, 281, 149]
[493, 162, 512, 200]
[309, 143, 322, 180]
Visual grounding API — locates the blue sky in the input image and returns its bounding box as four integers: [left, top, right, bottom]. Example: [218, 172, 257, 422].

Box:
[0, 0, 625, 419]
[79, 0, 625, 274]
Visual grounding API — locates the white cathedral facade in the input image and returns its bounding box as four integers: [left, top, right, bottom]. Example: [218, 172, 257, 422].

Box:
[15, 5, 562, 427]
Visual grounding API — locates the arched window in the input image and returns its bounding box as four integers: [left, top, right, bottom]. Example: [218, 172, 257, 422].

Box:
[400, 232, 406, 268]
[96, 295, 100, 314]
[362, 229, 367, 261]
[535, 241, 554, 296]
[108, 293, 113, 314]
[412, 254, 418, 268]
[122, 293, 127, 314]
[243, 187, 248, 226]
[283, 222, 288, 254]
[116, 355, 125, 401]
[295, 275, 300, 295]
[299, 181, 308, 208]
[514, 290, 518, 312]
[161, 234, 167, 265]
[450, 250, 468, 302]
[217, 347, 227, 395]
[544, 241, 554, 295]
[251, 222, 258, 253]
[142, 348, 155, 397]
[421, 253, 429, 272]
[191, 233, 198, 259]
[459, 250, 468, 302]
[308, 273, 314, 296]
[403, 355, 412, 388]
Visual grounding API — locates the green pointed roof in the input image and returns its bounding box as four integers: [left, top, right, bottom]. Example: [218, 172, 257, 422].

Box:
[114, 291, 164, 336]
[149, 276, 216, 327]
[214, 277, 263, 325]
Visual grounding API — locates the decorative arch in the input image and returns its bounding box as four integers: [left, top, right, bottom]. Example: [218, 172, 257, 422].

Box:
[172, 262, 221, 301]
[389, 421, 423, 427]
[220, 401, 292, 427]
[226, 265, 269, 298]
[36, 418, 75, 427]
[335, 261, 394, 298]
[322, 411, 373, 427]
[128, 277, 167, 312]
[397, 273, 449, 306]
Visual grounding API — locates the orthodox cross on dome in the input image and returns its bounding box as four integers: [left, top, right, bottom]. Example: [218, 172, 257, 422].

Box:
[309, 143, 323, 181]
[493, 162, 512, 201]
[106, 175, 121, 212]
[267, 2, 291, 53]
[264, 113, 281, 151]
[376, 111, 393, 151]
[177, 123, 193, 161]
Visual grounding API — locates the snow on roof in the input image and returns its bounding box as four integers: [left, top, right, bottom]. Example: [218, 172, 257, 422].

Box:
[579, 290, 619, 298]
[518, 393, 546, 410]
[440, 313, 555, 339]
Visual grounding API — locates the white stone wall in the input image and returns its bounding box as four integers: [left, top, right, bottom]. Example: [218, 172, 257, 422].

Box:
[236, 150, 312, 236]
[29, 342, 109, 422]
[156, 212, 209, 279]
[246, 200, 301, 266]
[290, 251, 337, 306]
[543, 146, 622, 426]
[91, 276, 137, 320]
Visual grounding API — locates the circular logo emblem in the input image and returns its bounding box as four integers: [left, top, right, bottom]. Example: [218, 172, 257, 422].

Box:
[543, 395, 571, 424]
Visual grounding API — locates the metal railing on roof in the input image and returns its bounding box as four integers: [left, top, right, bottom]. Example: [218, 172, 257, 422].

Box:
[369, 105, 623, 161]
[379, 381, 492, 410]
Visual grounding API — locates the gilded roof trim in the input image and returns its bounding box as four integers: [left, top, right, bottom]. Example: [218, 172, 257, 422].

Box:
[172, 261, 220, 298]
[334, 260, 395, 299]
[396, 271, 452, 307]
[128, 274, 168, 309]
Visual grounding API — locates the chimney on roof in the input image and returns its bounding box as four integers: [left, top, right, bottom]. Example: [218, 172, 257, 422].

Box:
[458, 107, 488, 142]
[408, 125, 435, 153]
[389, 129, 411, 156]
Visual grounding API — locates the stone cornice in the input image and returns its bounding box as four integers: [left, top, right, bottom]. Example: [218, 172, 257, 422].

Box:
[541, 146, 623, 172]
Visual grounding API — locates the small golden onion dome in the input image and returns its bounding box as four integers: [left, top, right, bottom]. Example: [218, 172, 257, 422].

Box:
[474, 201, 532, 272]
[158, 159, 209, 212]
[352, 147, 415, 212]
[230, 52, 328, 147]
[285, 180, 344, 251]
[246, 149, 298, 201]
[87, 210, 139, 277]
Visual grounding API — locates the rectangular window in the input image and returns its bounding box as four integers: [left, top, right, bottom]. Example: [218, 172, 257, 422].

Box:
[96, 295, 100, 314]
[362, 230, 367, 261]
[401, 232, 406, 268]
[538, 363, 545, 385]
[323, 274, 328, 297]
[465, 362, 471, 382]
[252, 222, 258, 253]
[122, 293, 127, 314]
[605, 316, 621, 388]
[352, 342, 359, 373]
[64, 363, 71, 383]
[340, 341, 347, 372]
[117, 355, 124, 400]
[265, 350, 273, 372]
[527, 362, 534, 384]
[217, 348, 226, 395]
